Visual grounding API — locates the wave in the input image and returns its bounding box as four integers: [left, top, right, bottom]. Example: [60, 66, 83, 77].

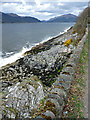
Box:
[64, 26, 71, 32]
[0, 26, 72, 68]
[60, 26, 71, 34]
[0, 46, 32, 68]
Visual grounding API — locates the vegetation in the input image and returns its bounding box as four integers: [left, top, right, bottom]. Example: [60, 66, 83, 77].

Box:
[73, 7, 89, 35]
[72, 7, 89, 47]
[62, 33, 88, 118]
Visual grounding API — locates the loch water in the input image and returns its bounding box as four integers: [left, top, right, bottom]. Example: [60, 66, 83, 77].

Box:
[0, 22, 75, 67]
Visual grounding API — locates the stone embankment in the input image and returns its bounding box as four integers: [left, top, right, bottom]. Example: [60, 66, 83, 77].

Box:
[0, 27, 88, 119]
[35, 28, 88, 119]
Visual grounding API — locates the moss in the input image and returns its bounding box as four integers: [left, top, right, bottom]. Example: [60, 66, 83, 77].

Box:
[66, 64, 73, 67]
[41, 114, 52, 120]
[44, 107, 56, 116]
[44, 100, 56, 115]
[32, 99, 56, 118]
[53, 85, 64, 90]
[45, 100, 55, 107]
[58, 69, 61, 73]
[30, 75, 40, 81]
[62, 72, 70, 75]
[40, 97, 47, 106]
[59, 81, 64, 83]
[49, 74, 55, 78]
[49, 79, 56, 86]
[2, 109, 7, 115]
[72, 29, 77, 34]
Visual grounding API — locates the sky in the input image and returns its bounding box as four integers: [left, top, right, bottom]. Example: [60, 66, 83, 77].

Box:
[0, 0, 89, 20]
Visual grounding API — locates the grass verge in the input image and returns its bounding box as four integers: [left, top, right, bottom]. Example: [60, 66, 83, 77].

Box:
[62, 34, 88, 118]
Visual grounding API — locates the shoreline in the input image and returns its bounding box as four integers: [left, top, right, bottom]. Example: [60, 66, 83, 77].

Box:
[0, 27, 88, 119]
[23, 26, 73, 56]
[0, 26, 73, 68]
[0, 24, 88, 119]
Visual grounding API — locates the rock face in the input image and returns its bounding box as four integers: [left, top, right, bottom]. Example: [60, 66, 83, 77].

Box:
[0, 27, 83, 119]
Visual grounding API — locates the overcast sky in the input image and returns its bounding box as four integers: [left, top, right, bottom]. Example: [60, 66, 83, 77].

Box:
[1, 0, 89, 20]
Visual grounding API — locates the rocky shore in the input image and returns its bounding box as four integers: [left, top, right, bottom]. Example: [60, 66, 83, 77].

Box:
[0, 26, 85, 119]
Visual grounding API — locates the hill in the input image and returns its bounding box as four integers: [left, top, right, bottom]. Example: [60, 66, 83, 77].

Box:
[47, 14, 77, 22]
[0, 12, 78, 23]
[0, 12, 40, 23]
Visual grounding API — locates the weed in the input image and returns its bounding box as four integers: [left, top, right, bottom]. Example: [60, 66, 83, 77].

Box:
[58, 69, 61, 73]
[40, 97, 47, 106]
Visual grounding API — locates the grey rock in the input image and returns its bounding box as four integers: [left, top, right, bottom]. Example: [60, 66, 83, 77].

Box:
[48, 94, 64, 106]
[66, 62, 76, 70]
[36, 116, 46, 119]
[53, 82, 70, 91]
[56, 77, 71, 84]
[50, 88, 67, 100]
[62, 67, 75, 76]
[43, 110, 55, 119]
[60, 74, 74, 82]
[2, 79, 44, 118]
[45, 98, 62, 117]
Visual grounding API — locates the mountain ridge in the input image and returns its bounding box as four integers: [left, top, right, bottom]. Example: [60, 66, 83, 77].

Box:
[47, 14, 77, 22]
[1, 12, 40, 23]
[0, 12, 77, 23]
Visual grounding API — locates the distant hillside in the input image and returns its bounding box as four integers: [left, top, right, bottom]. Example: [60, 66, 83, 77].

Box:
[47, 14, 77, 22]
[7, 13, 19, 17]
[0, 12, 40, 23]
[0, 12, 77, 23]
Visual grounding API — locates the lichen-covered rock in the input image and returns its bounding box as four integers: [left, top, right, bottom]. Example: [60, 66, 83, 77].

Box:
[0, 44, 73, 87]
[62, 67, 75, 76]
[50, 88, 67, 99]
[1, 76, 45, 118]
[42, 110, 55, 119]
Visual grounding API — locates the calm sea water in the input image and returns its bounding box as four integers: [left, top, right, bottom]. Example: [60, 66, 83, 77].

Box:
[0, 22, 75, 67]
